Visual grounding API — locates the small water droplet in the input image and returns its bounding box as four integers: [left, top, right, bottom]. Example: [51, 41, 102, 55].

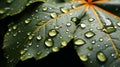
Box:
[71, 17, 77, 22]
[79, 55, 88, 62]
[25, 18, 31, 24]
[61, 41, 67, 47]
[117, 22, 120, 27]
[6, 0, 13, 3]
[84, 31, 95, 38]
[48, 29, 58, 37]
[72, 5, 76, 9]
[51, 13, 58, 18]
[74, 39, 86, 46]
[87, 46, 93, 51]
[36, 35, 42, 40]
[80, 23, 86, 29]
[42, 7, 48, 11]
[20, 50, 26, 55]
[36, 21, 45, 26]
[97, 51, 107, 62]
[13, 33, 17, 37]
[60, 7, 69, 13]
[91, 40, 96, 44]
[27, 32, 31, 36]
[45, 38, 53, 47]
[12, 25, 17, 30]
[37, 51, 41, 55]
[99, 38, 104, 42]
[28, 35, 33, 40]
[8, 28, 12, 32]
[52, 47, 59, 52]
[0, 9, 5, 14]
[28, 42, 32, 46]
[66, 22, 71, 27]
[88, 18, 95, 22]
[35, 9, 39, 12]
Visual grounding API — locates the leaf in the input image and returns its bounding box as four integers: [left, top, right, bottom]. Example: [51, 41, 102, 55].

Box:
[73, 0, 120, 67]
[0, 0, 46, 20]
[2, 0, 120, 67]
[2, 2, 80, 67]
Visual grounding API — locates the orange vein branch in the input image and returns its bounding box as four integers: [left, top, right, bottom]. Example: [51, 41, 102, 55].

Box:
[33, 5, 86, 34]
[91, 5, 120, 59]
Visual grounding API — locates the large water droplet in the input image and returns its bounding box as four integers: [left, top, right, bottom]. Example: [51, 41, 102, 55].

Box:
[79, 55, 88, 62]
[45, 38, 53, 47]
[51, 13, 58, 18]
[74, 39, 86, 46]
[36, 21, 45, 26]
[97, 51, 107, 62]
[103, 27, 116, 34]
[84, 31, 95, 38]
[60, 7, 69, 13]
[52, 47, 59, 52]
[48, 29, 58, 37]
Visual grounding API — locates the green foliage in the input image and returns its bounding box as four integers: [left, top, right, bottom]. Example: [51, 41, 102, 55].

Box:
[1, 0, 120, 67]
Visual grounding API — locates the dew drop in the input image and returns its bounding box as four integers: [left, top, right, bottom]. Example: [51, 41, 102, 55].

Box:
[117, 22, 120, 27]
[28, 35, 33, 40]
[7, 0, 13, 3]
[25, 18, 31, 24]
[48, 29, 58, 37]
[60, 7, 69, 13]
[103, 27, 116, 34]
[74, 39, 86, 46]
[66, 22, 71, 27]
[0, 9, 5, 14]
[12, 25, 17, 30]
[61, 41, 67, 47]
[51, 13, 58, 18]
[28, 42, 32, 46]
[88, 18, 95, 22]
[71, 17, 77, 22]
[91, 40, 96, 44]
[52, 47, 59, 52]
[42, 7, 48, 11]
[13, 33, 17, 37]
[79, 55, 88, 62]
[36, 35, 42, 40]
[36, 21, 45, 26]
[45, 38, 53, 47]
[84, 31, 95, 38]
[99, 38, 104, 42]
[97, 51, 107, 62]
[20, 50, 26, 55]
[87, 46, 93, 51]
[80, 23, 86, 29]
[37, 51, 41, 55]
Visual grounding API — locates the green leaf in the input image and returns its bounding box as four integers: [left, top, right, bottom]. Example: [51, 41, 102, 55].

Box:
[2, 2, 81, 67]
[73, 0, 120, 67]
[0, 0, 46, 20]
[2, 0, 120, 67]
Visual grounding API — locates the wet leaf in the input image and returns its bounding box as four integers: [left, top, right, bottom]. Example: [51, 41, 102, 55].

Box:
[2, 0, 120, 67]
[0, 0, 46, 20]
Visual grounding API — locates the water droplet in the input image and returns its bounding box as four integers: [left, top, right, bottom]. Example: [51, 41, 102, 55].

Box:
[60, 7, 69, 13]
[36, 21, 45, 26]
[28, 35, 33, 40]
[80, 23, 86, 29]
[8, 28, 12, 32]
[99, 38, 104, 42]
[28, 42, 32, 46]
[25, 18, 31, 24]
[20, 50, 26, 55]
[12, 25, 17, 30]
[97, 51, 107, 62]
[48, 29, 58, 37]
[35, 9, 39, 12]
[79, 55, 88, 62]
[84, 31, 95, 38]
[66, 22, 71, 27]
[37, 51, 41, 55]
[13, 33, 17, 37]
[36, 35, 42, 40]
[117, 22, 120, 27]
[71, 17, 77, 22]
[52, 47, 59, 52]
[45, 38, 53, 47]
[87, 46, 93, 51]
[61, 41, 67, 47]
[74, 39, 86, 46]
[0, 9, 5, 14]
[7, 0, 13, 3]
[91, 40, 96, 44]
[88, 18, 95, 22]
[42, 7, 48, 11]
[72, 5, 76, 9]
[27, 32, 31, 36]
[103, 27, 116, 34]
[51, 13, 58, 18]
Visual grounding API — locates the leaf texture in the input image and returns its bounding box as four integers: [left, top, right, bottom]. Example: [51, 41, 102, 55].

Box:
[2, 0, 120, 67]
[0, 0, 46, 20]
